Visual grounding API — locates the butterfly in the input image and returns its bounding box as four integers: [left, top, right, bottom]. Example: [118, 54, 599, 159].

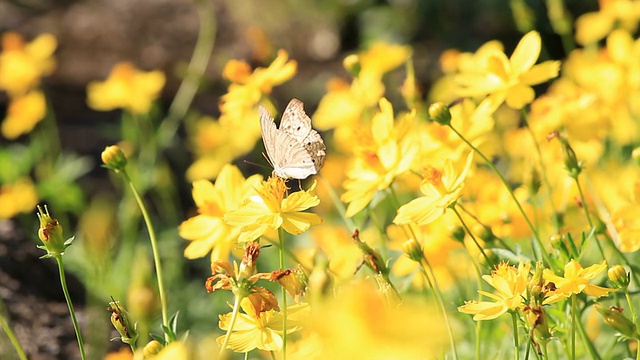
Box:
[260, 99, 326, 180]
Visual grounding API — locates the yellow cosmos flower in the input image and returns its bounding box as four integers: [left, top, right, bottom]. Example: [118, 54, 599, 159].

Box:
[217, 297, 309, 353]
[542, 259, 615, 305]
[575, 0, 640, 45]
[341, 98, 418, 217]
[147, 341, 188, 360]
[313, 42, 411, 131]
[0, 177, 39, 219]
[0, 32, 56, 96]
[224, 176, 323, 242]
[2, 90, 46, 139]
[458, 260, 531, 320]
[179, 164, 262, 261]
[394, 151, 473, 226]
[455, 31, 560, 109]
[86, 62, 165, 114]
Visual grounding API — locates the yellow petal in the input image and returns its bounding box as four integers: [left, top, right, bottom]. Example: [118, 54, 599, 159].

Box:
[520, 61, 561, 86]
[510, 31, 541, 75]
[505, 84, 534, 109]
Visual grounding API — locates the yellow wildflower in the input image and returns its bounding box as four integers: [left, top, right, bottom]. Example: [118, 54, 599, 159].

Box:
[224, 176, 323, 242]
[0, 32, 56, 96]
[575, 0, 640, 45]
[147, 341, 188, 360]
[86, 62, 165, 114]
[394, 151, 473, 226]
[2, 90, 46, 139]
[542, 259, 615, 304]
[458, 260, 531, 320]
[217, 297, 309, 353]
[179, 164, 262, 261]
[0, 177, 38, 219]
[455, 31, 560, 109]
[341, 98, 418, 217]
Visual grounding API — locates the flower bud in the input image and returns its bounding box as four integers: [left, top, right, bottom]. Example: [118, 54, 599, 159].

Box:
[101, 145, 127, 172]
[595, 303, 638, 339]
[107, 300, 138, 346]
[143, 340, 164, 358]
[428, 102, 452, 126]
[548, 132, 581, 178]
[450, 226, 466, 243]
[36, 205, 71, 257]
[608, 265, 630, 290]
[238, 242, 260, 279]
[402, 238, 424, 262]
[343, 54, 361, 76]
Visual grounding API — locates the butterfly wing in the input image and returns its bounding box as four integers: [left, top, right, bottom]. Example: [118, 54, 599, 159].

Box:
[260, 105, 317, 179]
[302, 129, 326, 172]
[280, 98, 312, 142]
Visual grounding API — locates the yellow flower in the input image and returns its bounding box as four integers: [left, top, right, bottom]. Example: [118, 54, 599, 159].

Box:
[341, 98, 418, 217]
[179, 164, 262, 261]
[394, 151, 473, 226]
[542, 260, 615, 304]
[0, 32, 56, 96]
[458, 260, 531, 320]
[2, 90, 46, 139]
[217, 297, 309, 353]
[224, 176, 323, 242]
[86, 62, 165, 114]
[455, 31, 560, 109]
[575, 0, 640, 45]
[147, 341, 188, 360]
[0, 177, 38, 219]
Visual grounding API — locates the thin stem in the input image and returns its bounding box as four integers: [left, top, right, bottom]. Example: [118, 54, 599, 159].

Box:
[511, 311, 520, 360]
[219, 294, 243, 356]
[0, 310, 27, 360]
[623, 289, 640, 359]
[571, 295, 576, 360]
[55, 256, 86, 360]
[575, 306, 601, 360]
[278, 227, 288, 359]
[573, 176, 606, 259]
[447, 124, 551, 266]
[121, 170, 169, 338]
[457, 203, 514, 253]
[157, 0, 216, 149]
[452, 205, 492, 266]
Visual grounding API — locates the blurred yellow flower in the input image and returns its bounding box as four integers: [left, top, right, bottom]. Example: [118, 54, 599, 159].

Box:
[224, 176, 323, 242]
[187, 50, 297, 180]
[542, 260, 614, 304]
[304, 280, 445, 359]
[2, 90, 46, 139]
[147, 341, 188, 360]
[341, 98, 418, 217]
[86, 62, 165, 114]
[313, 42, 411, 131]
[217, 297, 309, 353]
[458, 261, 531, 320]
[575, 0, 640, 45]
[179, 164, 262, 261]
[394, 151, 473, 226]
[0, 177, 39, 219]
[455, 31, 560, 109]
[0, 32, 56, 96]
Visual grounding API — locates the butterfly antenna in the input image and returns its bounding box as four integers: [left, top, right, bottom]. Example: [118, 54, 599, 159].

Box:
[243, 158, 270, 170]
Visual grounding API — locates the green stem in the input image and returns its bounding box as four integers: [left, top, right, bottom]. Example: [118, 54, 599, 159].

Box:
[571, 295, 576, 360]
[157, 0, 216, 149]
[575, 306, 601, 360]
[448, 124, 550, 266]
[55, 256, 86, 360]
[624, 289, 640, 355]
[457, 203, 514, 253]
[452, 205, 492, 266]
[511, 311, 520, 360]
[121, 170, 169, 338]
[278, 227, 288, 359]
[0, 309, 27, 360]
[573, 176, 606, 259]
[219, 294, 243, 356]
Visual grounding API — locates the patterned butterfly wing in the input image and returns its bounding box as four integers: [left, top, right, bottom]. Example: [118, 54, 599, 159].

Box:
[279, 98, 312, 142]
[260, 106, 318, 179]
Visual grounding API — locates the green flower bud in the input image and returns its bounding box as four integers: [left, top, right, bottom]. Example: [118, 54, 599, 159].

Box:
[101, 145, 127, 172]
[107, 300, 138, 346]
[428, 102, 452, 125]
[595, 303, 638, 339]
[608, 265, 630, 290]
[402, 238, 424, 262]
[36, 205, 72, 257]
[343, 54, 361, 76]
